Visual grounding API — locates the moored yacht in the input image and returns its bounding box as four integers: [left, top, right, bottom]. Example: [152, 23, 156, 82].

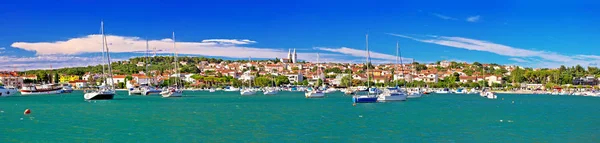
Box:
[0, 86, 19, 96]
[378, 87, 407, 101]
[352, 34, 378, 103]
[20, 84, 63, 95]
[240, 88, 256, 96]
[160, 32, 184, 98]
[305, 87, 325, 98]
[141, 86, 162, 95]
[84, 87, 115, 100]
[84, 21, 115, 100]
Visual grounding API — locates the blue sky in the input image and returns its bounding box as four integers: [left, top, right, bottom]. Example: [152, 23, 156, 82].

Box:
[1, 0, 599, 70]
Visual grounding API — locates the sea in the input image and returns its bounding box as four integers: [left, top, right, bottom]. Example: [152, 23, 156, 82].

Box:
[1, 91, 599, 143]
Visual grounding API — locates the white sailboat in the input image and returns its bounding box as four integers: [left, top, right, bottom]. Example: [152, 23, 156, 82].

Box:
[161, 32, 183, 97]
[263, 75, 278, 95]
[140, 40, 162, 95]
[84, 21, 115, 100]
[305, 53, 325, 98]
[241, 57, 257, 96]
[378, 41, 407, 101]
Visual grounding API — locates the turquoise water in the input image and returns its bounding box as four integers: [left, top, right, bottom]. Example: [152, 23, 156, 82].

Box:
[1, 91, 599, 142]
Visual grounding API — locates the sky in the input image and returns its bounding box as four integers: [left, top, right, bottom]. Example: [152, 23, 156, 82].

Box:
[1, 0, 599, 70]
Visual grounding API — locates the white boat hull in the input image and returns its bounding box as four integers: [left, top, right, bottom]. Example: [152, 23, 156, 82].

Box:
[263, 90, 278, 95]
[161, 90, 183, 97]
[240, 90, 256, 96]
[407, 93, 422, 98]
[21, 89, 63, 95]
[377, 94, 407, 101]
[305, 92, 325, 98]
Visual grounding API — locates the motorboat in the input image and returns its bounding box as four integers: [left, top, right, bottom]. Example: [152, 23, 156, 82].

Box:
[0, 86, 18, 96]
[368, 87, 383, 94]
[305, 88, 325, 98]
[324, 88, 337, 93]
[223, 86, 240, 92]
[480, 88, 496, 99]
[435, 88, 451, 94]
[20, 84, 63, 95]
[377, 87, 407, 101]
[141, 86, 162, 95]
[128, 86, 143, 95]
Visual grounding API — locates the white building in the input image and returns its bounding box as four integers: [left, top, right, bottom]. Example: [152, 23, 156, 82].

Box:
[286, 73, 303, 83]
[485, 75, 503, 86]
[240, 71, 255, 81]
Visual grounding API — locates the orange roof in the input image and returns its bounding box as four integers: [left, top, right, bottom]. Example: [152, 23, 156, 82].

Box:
[113, 75, 126, 78]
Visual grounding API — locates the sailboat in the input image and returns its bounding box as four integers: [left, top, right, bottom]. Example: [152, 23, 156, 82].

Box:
[263, 75, 278, 95]
[84, 21, 116, 100]
[305, 53, 326, 98]
[140, 40, 162, 95]
[240, 57, 257, 95]
[353, 34, 378, 103]
[378, 41, 407, 101]
[161, 32, 183, 97]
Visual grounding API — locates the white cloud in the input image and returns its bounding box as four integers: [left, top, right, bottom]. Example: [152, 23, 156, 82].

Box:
[431, 13, 457, 20]
[10, 34, 314, 60]
[201, 39, 256, 45]
[509, 58, 529, 63]
[0, 47, 5, 50]
[316, 47, 413, 63]
[9, 34, 402, 70]
[388, 33, 600, 68]
[466, 15, 481, 22]
[0, 55, 128, 71]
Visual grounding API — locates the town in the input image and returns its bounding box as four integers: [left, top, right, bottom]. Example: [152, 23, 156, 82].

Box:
[2, 51, 600, 93]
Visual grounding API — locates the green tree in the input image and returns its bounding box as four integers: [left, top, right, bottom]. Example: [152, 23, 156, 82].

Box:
[341, 75, 353, 87]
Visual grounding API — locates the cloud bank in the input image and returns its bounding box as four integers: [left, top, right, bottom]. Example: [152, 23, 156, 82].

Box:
[5, 34, 411, 70]
[387, 33, 600, 68]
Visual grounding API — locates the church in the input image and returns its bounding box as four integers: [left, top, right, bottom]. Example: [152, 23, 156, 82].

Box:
[280, 48, 297, 63]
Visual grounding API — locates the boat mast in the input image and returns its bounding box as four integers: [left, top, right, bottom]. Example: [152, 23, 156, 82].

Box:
[146, 40, 151, 86]
[172, 32, 179, 89]
[100, 21, 107, 87]
[317, 52, 320, 88]
[396, 41, 399, 88]
[104, 22, 115, 90]
[398, 41, 404, 91]
[366, 34, 370, 96]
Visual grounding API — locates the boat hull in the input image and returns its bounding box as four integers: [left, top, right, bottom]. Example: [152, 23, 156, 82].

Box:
[353, 96, 378, 103]
[240, 91, 256, 95]
[377, 94, 407, 101]
[84, 93, 115, 100]
[263, 90, 278, 95]
[20, 89, 63, 95]
[305, 92, 325, 98]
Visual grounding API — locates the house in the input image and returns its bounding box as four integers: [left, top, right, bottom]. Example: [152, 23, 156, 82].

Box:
[107, 75, 127, 85]
[372, 76, 388, 83]
[132, 74, 152, 85]
[59, 75, 80, 83]
[572, 76, 598, 85]
[286, 73, 304, 83]
[331, 74, 350, 86]
[352, 74, 368, 81]
[440, 60, 450, 67]
[394, 74, 413, 82]
[459, 76, 477, 83]
[69, 80, 88, 89]
[485, 75, 503, 86]
[239, 71, 255, 81]
[136, 62, 145, 67]
[424, 74, 438, 83]
[0, 75, 23, 86]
